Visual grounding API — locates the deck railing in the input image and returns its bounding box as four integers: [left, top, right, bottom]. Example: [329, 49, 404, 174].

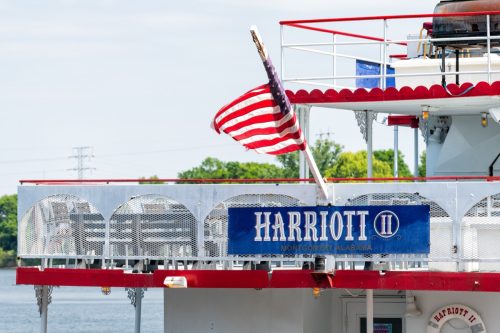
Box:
[280, 11, 500, 90]
[17, 180, 500, 272]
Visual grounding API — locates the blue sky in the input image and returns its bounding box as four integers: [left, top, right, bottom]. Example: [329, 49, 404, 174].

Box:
[0, 0, 436, 194]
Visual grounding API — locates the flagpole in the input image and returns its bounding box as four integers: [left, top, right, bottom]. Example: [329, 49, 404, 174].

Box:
[250, 26, 329, 200]
[304, 145, 329, 199]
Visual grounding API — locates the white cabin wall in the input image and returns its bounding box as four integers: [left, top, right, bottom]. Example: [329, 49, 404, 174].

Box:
[302, 289, 335, 332]
[428, 115, 500, 176]
[164, 289, 307, 333]
[329, 289, 348, 333]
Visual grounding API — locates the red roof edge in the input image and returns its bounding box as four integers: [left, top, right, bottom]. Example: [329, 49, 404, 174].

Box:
[286, 81, 500, 105]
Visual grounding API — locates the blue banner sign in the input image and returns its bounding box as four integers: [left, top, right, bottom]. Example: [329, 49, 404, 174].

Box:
[228, 205, 430, 255]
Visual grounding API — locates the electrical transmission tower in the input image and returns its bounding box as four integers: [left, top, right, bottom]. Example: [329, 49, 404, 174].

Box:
[316, 130, 334, 140]
[69, 146, 95, 179]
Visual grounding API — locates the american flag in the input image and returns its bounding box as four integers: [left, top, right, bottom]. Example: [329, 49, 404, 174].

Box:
[212, 57, 306, 155]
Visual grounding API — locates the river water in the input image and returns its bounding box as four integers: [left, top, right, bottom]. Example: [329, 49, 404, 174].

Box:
[0, 269, 164, 332]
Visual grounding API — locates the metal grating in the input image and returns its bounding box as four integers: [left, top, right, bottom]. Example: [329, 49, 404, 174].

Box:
[17, 185, 500, 272]
[18, 194, 105, 257]
[108, 194, 197, 259]
[203, 194, 303, 259]
[462, 193, 500, 270]
[345, 193, 453, 264]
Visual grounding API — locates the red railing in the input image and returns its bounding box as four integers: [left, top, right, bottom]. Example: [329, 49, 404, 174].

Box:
[279, 11, 500, 25]
[280, 11, 500, 46]
[19, 176, 500, 185]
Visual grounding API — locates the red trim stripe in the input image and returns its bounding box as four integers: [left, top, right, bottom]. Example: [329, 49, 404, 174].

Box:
[16, 268, 500, 291]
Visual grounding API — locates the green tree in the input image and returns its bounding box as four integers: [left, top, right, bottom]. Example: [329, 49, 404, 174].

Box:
[0, 194, 17, 252]
[373, 149, 412, 177]
[325, 151, 392, 178]
[177, 157, 285, 181]
[276, 138, 343, 177]
[418, 151, 427, 177]
[139, 175, 165, 184]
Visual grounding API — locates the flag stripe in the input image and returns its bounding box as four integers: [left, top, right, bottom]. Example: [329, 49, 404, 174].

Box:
[213, 86, 270, 123]
[214, 91, 274, 126]
[233, 115, 298, 143]
[224, 111, 292, 138]
[216, 102, 279, 132]
[212, 80, 305, 155]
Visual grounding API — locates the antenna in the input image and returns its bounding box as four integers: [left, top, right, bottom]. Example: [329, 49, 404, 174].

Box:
[68, 146, 95, 179]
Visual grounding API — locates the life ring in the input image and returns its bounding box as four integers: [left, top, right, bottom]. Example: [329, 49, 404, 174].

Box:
[427, 304, 486, 333]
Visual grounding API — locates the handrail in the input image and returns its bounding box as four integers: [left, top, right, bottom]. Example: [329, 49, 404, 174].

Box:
[281, 11, 500, 90]
[280, 11, 500, 25]
[284, 23, 407, 46]
[489, 153, 500, 176]
[19, 176, 500, 185]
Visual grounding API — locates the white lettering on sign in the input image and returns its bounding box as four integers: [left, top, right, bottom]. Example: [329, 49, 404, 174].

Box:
[303, 211, 318, 241]
[288, 212, 302, 241]
[357, 211, 368, 241]
[427, 304, 486, 333]
[374, 210, 400, 239]
[330, 211, 343, 241]
[252, 209, 394, 243]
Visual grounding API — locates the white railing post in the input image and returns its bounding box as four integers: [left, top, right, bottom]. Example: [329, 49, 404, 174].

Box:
[487, 15, 492, 84]
[367, 112, 373, 178]
[414, 127, 419, 179]
[333, 34, 337, 88]
[382, 19, 387, 90]
[394, 125, 399, 178]
[280, 24, 285, 82]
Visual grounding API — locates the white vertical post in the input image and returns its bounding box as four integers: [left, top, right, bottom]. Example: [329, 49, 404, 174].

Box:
[487, 15, 492, 84]
[414, 127, 419, 178]
[299, 109, 307, 179]
[366, 289, 374, 333]
[280, 25, 285, 84]
[333, 34, 337, 88]
[40, 286, 49, 333]
[382, 19, 387, 90]
[296, 105, 311, 180]
[393, 125, 399, 178]
[135, 288, 142, 333]
[367, 112, 373, 178]
[164, 289, 168, 333]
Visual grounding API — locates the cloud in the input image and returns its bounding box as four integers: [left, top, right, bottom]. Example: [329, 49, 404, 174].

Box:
[210, 0, 433, 15]
[129, 12, 215, 29]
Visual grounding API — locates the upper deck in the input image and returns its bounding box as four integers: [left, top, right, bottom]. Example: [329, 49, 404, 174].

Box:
[281, 11, 500, 115]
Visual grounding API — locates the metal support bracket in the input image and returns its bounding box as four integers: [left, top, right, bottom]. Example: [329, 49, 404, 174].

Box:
[34, 285, 53, 317]
[126, 287, 147, 308]
[354, 111, 377, 143]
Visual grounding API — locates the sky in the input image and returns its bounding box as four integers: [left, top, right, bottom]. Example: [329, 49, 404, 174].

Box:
[0, 0, 438, 195]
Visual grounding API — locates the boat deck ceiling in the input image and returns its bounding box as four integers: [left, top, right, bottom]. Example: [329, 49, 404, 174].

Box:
[286, 81, 500, 115]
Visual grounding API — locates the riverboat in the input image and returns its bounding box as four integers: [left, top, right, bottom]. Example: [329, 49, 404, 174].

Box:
[16, 2, 500, 333]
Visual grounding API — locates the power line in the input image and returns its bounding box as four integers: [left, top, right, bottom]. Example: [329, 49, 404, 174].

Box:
[68, 146, 95, 179]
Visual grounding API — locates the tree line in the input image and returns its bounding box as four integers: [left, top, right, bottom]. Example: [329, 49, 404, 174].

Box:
[0, 194, 17, 267]
[178, 138, 426, 180]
